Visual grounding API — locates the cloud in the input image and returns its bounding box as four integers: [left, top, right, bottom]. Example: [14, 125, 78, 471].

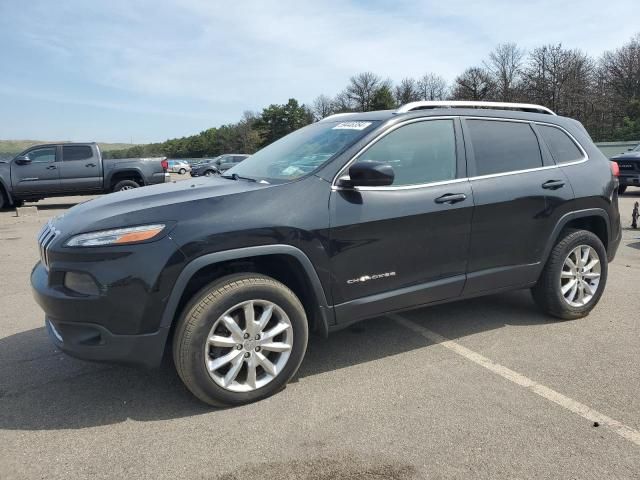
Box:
[0, 0, 638, 141]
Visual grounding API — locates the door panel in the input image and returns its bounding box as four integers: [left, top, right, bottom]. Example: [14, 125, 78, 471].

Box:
[10, 147, 60, 195]
[462, 118, 574, 294]
[328, 117, 473, 324]
[58, 145, 102, 192]
[330, 182, 474, 323]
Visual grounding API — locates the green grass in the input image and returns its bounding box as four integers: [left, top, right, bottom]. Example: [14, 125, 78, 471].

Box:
[0, 139, 136, 158]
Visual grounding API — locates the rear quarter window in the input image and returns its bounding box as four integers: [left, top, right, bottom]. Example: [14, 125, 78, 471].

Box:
[63, 145, 93, 161]
[537, 124, 584, 164]
[467, 120, 543, 176]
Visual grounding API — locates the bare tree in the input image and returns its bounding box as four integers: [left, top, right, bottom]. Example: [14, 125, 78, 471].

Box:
[345, 72, 386, 111]
[417, 73, 448, 100]
[450, 67, 495, 100]
[484, 43, 525, 101]
[522, 44, 594, 118]
[332, 91, 354, 113]
[311, 94, 334, 120]
[394, 77, 420, 105]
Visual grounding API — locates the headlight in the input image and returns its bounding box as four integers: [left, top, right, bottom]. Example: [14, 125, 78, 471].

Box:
[65, 224, 166, 247]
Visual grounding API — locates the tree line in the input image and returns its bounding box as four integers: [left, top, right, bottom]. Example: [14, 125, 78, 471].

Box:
[107, 33, 640, 159]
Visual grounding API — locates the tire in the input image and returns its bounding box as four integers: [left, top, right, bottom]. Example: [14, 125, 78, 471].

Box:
[204, 169, 217, 177]
[112, 179, 140, 192]
[532, 229, 608, 320]
[179, 168, 186, 175]
[618, 185, 627, 195]
[173, 273, 308, 407]
[12, 198, 24, 208]
[0, 188, 7, 210]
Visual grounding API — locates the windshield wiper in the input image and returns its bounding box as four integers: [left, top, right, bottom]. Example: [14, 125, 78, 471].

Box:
[220, 173, 257, 183]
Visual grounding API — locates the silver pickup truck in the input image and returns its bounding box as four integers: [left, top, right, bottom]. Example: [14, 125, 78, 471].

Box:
[0, 143, 170, 209]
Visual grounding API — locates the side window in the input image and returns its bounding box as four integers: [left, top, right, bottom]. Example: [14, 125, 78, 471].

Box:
[62, 145, 93, 161]
[537, 125, 584, 164]
[356, 120, 457, 186]
[25, 147, 56, 163]
[467, 120, 543, 176]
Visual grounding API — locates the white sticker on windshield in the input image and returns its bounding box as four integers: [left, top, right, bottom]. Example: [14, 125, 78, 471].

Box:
[332, 121, 372, 130]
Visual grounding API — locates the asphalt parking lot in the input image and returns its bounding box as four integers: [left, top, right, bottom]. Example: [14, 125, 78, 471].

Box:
[1, 182, 639, 479]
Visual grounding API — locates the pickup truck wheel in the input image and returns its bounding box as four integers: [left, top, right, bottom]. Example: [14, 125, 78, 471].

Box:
[113, 180, 140, 192]
[173, 273, 308, 407]
[179, 168, 186, 175]
[618, 185, 627, 195]
[532, 229, 607, 320]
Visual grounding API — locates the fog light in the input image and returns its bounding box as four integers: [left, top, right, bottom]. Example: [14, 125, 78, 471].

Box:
[64, 272, 100, 296]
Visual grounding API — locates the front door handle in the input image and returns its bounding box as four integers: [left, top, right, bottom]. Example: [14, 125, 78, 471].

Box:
[542, 179, 565, 190]
[435, 193, 467, 204]
[46, 165, 57, 170]
[86, 163, 96, 167]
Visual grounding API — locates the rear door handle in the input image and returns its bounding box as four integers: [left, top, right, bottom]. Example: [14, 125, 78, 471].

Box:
[435, 193, 467, 204]
[46, 165, 57, 170]
[86, 163, 96, 167]
[542, 179, 565, 190]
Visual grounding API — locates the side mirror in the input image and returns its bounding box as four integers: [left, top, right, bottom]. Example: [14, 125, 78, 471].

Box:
[337, 161, 395, 188]
[14, 155, 31, 165]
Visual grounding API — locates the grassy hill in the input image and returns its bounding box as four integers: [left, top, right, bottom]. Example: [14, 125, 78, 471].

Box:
[0, 140, 136, 160]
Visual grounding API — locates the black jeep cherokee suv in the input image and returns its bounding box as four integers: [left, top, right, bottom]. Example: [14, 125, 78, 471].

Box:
[32, 101, 621, 406]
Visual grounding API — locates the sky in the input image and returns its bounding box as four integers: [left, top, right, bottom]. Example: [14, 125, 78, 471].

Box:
[0, 0, 638, 144]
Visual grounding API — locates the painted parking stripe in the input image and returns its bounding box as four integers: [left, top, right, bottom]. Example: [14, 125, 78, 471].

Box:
[389, 313, 640, 447]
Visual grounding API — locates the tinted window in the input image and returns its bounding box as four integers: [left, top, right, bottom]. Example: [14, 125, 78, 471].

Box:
[538, 125, 583, 163]
[63, 145, 93, 161]
[467, 120, 542, 175]
[356, 120, 456, 186]
[26, 147, 56, 163]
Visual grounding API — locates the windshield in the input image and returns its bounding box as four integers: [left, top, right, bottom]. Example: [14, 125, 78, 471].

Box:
[225, 120, 378, 183]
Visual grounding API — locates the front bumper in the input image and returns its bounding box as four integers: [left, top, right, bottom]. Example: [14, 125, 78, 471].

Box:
[30, 236, 182, 367]
[44, 317, 169, 368]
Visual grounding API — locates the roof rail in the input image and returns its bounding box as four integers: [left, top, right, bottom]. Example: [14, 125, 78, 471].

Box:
[396, 101, 556, 116]
[319, 112, 354, 122]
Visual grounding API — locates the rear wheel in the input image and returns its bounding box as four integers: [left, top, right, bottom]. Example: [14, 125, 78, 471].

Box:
[618, 185, 627, 195]
[532, 229, 607, 320]
[204, 169, 217, 177]
[173, 273, 308, 406]
[0, 188, 6, 210]
[113, 179, 140, 192]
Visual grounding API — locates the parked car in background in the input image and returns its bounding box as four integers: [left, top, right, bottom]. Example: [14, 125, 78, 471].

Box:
[0, 143, 169, 209]
[190, 157, 222, 177]
[167, 160, 191, 175]
[31, 101, 621, 407]
[610, 143, 640, 194]
[190, 154, 250, 177]
[216, 154, 249, 172]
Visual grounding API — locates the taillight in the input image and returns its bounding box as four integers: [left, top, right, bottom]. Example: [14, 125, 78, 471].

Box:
[610, 161, 619, 177]
[161, 158, 168, 172]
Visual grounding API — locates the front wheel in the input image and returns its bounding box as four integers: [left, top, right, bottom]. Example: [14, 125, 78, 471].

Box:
[179, 168, 186, 175]
[173, 273, 308, 406]
[204, 170, 217, 177]
[532, 229, 608, 320]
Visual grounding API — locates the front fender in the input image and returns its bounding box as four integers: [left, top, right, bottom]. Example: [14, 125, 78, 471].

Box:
[159, 244, 333, 336]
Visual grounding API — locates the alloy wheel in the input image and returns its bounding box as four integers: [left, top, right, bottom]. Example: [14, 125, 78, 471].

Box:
[204, 300, 293, 392]
[560, 245, 601, 307]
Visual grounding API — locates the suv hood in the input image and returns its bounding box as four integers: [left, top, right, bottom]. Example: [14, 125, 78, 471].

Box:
[52, 177, 268, 236]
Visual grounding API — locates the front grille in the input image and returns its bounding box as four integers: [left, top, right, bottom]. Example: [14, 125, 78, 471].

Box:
[37, 221, 59, 270]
